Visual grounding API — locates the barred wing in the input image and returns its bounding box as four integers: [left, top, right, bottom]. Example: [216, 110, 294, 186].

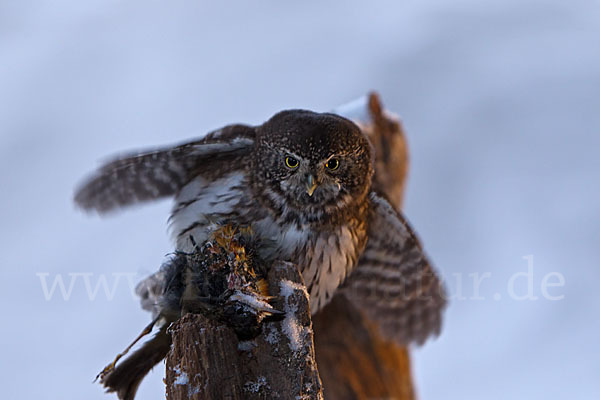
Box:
[342, 192, 446, 345]
[74, 125, 255, 213]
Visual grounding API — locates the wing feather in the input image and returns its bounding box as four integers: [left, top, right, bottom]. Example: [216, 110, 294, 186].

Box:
[342, 192, 446, 345]
[74, 124, 255, 213]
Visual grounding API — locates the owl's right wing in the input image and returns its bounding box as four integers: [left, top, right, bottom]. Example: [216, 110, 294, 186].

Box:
[342, 192, 447, 345]
[74, 124, 255, 214]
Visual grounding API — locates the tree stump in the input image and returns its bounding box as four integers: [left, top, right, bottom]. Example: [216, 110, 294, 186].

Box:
[165, 261, 323, 400]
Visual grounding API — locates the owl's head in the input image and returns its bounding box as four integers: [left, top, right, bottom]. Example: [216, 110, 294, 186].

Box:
[253, 110, 374, 219]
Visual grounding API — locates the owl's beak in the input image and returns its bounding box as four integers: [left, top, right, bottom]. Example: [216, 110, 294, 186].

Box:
[305, 174, 318, 197]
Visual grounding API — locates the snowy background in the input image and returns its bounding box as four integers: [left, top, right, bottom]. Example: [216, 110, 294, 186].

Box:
[1, 0, 599, 399]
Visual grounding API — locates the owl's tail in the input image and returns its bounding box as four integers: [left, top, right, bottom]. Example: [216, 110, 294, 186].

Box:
[101, 324, 171, 400]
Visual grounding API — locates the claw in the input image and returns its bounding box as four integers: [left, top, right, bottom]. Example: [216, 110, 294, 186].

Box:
[229, 290, 283, 315]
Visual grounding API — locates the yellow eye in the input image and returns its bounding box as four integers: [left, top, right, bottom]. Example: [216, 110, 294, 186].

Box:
[325, 158, 340, 171]
[285, 156, 299, 169]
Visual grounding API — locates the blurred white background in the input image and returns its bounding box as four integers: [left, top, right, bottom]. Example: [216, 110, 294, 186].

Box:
[1, 0, 599, 399]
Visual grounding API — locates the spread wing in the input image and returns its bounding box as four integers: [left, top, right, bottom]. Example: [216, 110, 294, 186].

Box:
[342, 192, 446, 345]
[74, 124, 255, 213]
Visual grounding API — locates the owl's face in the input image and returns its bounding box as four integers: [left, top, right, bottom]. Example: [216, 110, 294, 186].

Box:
[254, 110, 374, 218]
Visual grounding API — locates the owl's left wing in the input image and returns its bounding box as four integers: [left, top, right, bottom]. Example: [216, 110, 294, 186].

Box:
[341, 192, 446, 345]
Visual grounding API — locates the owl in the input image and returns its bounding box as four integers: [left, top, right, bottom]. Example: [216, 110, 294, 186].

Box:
[76, 109, 445, 398]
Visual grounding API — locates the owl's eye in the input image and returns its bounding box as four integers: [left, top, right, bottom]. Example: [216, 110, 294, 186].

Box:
[325, 158, 340, 171]
[285, 156, 299, 169]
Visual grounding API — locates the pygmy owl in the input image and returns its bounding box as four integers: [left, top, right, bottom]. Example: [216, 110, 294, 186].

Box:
[75, 109, 446, 398]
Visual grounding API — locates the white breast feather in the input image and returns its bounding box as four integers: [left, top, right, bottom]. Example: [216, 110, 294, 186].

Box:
[307, 225, 359, 312]
[169, 172, 245, 250]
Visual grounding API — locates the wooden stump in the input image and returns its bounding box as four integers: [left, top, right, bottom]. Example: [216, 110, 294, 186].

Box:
[165, 261, 323, 400]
